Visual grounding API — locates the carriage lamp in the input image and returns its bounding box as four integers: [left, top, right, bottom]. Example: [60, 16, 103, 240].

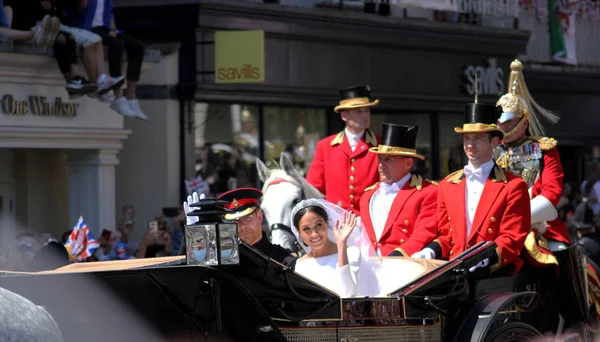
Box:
[185, 198, 240, 266]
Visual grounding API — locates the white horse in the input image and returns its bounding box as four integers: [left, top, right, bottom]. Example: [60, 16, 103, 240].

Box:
[256, 152, 324, 253]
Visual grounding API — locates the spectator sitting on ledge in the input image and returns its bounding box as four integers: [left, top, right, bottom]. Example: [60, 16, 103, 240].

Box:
[0, 1, 59, 48]
[66, 0, 148, 120]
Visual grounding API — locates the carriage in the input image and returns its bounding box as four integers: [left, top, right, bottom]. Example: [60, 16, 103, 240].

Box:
[0, 236, 593, 342]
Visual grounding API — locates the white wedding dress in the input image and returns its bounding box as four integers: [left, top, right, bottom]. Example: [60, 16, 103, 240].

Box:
[294, 248, 360, 298]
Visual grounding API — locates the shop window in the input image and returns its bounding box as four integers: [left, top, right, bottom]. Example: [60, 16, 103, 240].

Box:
[194, 103, 259, 196]
[263, 106, 327, 176]
[370, 113, 432, 179]
[439, 114, 466, 178]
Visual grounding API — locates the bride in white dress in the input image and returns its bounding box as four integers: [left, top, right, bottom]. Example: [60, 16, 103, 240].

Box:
[290, 199, 361, 298]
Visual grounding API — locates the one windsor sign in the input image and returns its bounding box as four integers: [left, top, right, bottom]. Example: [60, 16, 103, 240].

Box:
[462, 58, 505, 97]
[1, 94, 78, 117]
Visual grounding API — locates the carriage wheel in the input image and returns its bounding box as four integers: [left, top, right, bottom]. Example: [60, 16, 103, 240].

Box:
[483, 322, 543, 342]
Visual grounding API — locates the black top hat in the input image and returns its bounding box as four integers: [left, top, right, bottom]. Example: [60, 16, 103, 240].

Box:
[572, 202, 596, 230]
[454, 103, 504, 138]
[369, 124, 424, 160]
[334, 85, 380, 113]
[217, 188, 262, 221]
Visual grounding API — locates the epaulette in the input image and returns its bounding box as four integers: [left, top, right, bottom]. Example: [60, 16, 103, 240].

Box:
[427, 179, 439, 186]
[535, 136, 558, 151]
[364, 182, 378, 192]
[410, 174, 423, 190]
[492, 165, 508, 183]
[445, 170, 463, 184]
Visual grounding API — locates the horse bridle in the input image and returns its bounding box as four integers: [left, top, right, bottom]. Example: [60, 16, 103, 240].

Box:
[264, 178, 306, 251]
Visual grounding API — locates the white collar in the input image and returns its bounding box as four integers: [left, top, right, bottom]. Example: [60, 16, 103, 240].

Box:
[380, 172, 412, 191]
[466, 159, 495, 173]
[344, 128, 364, 142]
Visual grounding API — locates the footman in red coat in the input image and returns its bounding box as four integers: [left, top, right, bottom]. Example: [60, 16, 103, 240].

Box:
[359, 123, 438, 257]
[306, 85, 380, 216]
[414, 102, 531, 274]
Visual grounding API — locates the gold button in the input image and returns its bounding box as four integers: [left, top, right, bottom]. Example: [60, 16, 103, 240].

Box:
[350, 204, 354, 208]
[488, 228, 493, 234]
[450, 250, 453, 255]
[448, 216, 451, 221]
[351, 166, 355, 172]
[350, 175, 355, 181]
[351, 158, 356, 163]
[400, 239, 404, 243]
[450, 228, 452, 233]
[402, 229, 408, 233]
[504, 259, 507, 263]
[350, 194, 354, 199]
[451, 240, 454, 246]
[349, 185, 354, 190]
[404, 220, 409, 225]
[490, 217, 496, 222]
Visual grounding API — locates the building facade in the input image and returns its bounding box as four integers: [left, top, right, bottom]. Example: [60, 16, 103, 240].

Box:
[113, 0, 600, 218]
[0, 49, 129, 239]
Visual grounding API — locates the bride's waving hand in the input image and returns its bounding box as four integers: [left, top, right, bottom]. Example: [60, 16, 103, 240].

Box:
[333, 211, 358, 267]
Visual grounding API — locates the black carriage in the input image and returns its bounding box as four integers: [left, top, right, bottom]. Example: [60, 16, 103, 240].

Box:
[0, 238, 593, 342]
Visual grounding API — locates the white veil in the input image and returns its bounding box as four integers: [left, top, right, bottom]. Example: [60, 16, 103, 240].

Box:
[290, 199, 381, 297]
[290, 199, 435, 297]
[290, 199, 374, 257]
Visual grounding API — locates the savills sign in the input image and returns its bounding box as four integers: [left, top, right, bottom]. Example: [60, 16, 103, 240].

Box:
[215, 30, 265, 84]
[462, 58, 505, 97]
[1, 94, 78, 117]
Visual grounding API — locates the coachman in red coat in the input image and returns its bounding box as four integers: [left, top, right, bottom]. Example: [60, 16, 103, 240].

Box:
[306, 85, 380, 215]
[416, 103, 531, 274]
[495, 60, 570, 268]
[359, 123, 438, 257]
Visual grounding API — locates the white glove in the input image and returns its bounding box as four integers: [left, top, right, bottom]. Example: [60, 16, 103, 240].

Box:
[411, 248, 435, 259]
[468, 258, 489, 272]
[183, 192, 205, 226]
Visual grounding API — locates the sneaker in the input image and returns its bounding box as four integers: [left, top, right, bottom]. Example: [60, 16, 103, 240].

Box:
[46, 17, 61, 48]
[126, 99, 148, 121]
[97, 75, 124, 95]
[66, 76, 97, 99]
[97, 94, 115, 103]
[110, 97, 137, 118]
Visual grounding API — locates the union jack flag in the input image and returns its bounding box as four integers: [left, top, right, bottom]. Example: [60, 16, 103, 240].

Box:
[64, 216, 100, 262]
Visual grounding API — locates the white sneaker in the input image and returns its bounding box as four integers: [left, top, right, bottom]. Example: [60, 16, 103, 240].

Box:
[97, 75, 124, 95]
[127, 99, 148, 121]
[97, 94, 115, 103]
[110, 97, 137, 118]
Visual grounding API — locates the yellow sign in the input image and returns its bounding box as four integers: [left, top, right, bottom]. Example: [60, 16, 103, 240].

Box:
[215, 30, 264, 84]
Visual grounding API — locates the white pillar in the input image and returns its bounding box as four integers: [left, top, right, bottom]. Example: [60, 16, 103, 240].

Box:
[67, 149, 119, 236]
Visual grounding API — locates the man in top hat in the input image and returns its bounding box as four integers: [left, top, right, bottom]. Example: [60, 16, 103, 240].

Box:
[184, 188, 294, 265]
[359, 123, 438, 257]
[306, 85, 380, 215]
[413, 103, 531, 274]
[494, 59, 571, 267]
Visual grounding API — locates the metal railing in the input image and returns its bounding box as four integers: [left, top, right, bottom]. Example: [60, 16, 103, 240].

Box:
[518, 0, 600, 66]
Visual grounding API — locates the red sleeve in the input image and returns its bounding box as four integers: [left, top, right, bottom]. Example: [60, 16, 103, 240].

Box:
[538, 148, 564, 206]
[494, 179, 531, 269]
[428, 183, 452, 259]
[400, 184, 438, 256]
[306, 140, 326, 195]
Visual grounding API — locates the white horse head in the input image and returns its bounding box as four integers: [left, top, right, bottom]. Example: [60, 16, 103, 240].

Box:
[256, 152, 324, 253]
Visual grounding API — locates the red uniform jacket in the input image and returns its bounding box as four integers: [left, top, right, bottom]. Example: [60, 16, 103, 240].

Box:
[532, 145, 570, 244]
[360, 175, 438, 256]
[306, 129, 379, 215]
[428, 165, 531, 273]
